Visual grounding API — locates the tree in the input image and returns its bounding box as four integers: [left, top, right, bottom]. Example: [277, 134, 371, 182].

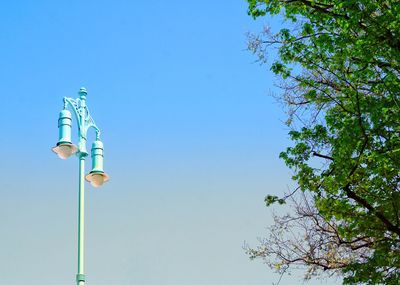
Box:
[245, 1, 400, 284]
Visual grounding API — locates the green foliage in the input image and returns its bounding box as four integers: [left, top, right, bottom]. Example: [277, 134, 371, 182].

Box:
[265, 195, 286, 206]
[247, 0, 400, 284]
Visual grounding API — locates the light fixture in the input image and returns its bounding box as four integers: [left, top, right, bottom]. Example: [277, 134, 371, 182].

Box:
[52, 87, 110, 285]
[85, 140, 109, 187]
[52, 109, 77, 159]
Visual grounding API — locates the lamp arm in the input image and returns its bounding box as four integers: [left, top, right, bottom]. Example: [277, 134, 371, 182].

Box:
[84, 108, 101, 140]
[63, 97, 101, 140]
[63, 97, 82, 130]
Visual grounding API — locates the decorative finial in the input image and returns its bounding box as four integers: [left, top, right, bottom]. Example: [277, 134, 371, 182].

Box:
[79, 87, 87, 94]
[79, 87, 87, 99]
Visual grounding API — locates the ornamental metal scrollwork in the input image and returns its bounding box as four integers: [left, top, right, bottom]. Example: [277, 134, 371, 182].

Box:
[63, 97, 100, 140]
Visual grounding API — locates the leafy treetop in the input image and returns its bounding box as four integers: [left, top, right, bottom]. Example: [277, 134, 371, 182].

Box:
[246, 1, 400, 284]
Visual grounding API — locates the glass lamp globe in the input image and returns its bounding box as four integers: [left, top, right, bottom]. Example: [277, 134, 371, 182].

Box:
[85, 172, 109, 188]
[52, 143, 78, 159]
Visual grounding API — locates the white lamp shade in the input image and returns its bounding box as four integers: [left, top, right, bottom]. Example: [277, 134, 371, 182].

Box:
[85, 172, 109, 188]
[52, 143, 78, 159]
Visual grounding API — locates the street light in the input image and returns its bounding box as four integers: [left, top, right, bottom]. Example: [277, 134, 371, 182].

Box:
[52, 87, 109, 285]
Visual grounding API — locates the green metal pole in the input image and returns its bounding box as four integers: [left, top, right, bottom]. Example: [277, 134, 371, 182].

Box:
[76, 88, 87, 285]
[77, 155, 86, 285]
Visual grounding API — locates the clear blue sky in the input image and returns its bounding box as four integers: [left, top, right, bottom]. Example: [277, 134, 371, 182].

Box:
[0, 1, 339, 284]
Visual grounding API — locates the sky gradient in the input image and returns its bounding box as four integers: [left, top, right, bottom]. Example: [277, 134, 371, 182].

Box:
[0, 1, 339, 284]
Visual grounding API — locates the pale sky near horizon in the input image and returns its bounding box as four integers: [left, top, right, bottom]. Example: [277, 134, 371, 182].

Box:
[0, 1, 339, 284]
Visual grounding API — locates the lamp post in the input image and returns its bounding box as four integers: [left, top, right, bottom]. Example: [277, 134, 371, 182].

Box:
[52, 87, 109, 285]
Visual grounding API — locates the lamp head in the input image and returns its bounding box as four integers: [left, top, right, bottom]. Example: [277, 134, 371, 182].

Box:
[85, 140, 109, 187]
[52, 109, 77, 159]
